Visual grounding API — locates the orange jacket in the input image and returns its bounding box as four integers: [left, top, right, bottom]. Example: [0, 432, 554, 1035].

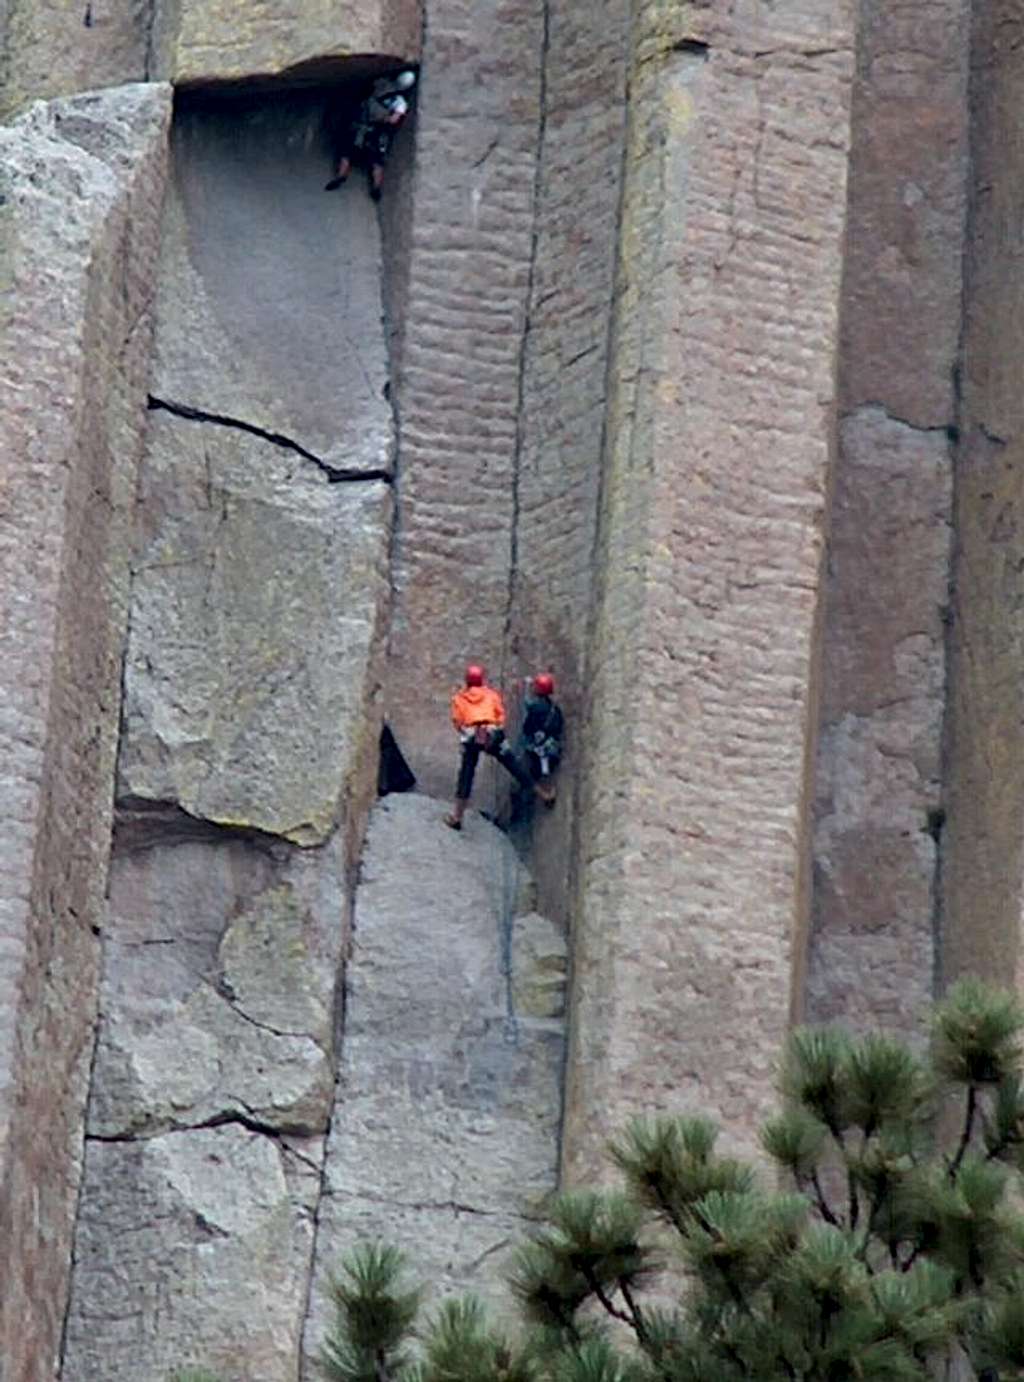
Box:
[451, 684, 506, 731]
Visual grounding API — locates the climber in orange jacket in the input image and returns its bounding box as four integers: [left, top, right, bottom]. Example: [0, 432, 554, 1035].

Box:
[444, 664, 553, 830]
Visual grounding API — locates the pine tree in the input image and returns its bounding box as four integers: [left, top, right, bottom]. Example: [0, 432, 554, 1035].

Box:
[319, 980, 1024, 1381]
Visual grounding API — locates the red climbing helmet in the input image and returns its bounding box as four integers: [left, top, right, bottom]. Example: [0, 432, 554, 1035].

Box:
[533, 672, 555, 696]
[465, 663, 485, 687]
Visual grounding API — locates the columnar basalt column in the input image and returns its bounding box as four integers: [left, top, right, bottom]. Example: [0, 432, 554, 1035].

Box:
[564, 0, 855, 1178]
[0, 83, 171, 1382]
[384, 0, 545, 797]
[807, 0, 967, 1039]
[942, 3, 1024, 992]
[509, 0, 631, 919]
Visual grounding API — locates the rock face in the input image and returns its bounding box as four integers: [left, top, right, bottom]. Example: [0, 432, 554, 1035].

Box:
[148, 91, 395, 475]
[0, 0, 422, 117]
[152, 0, 422, 87]
[64, 1125, 322, 1382]
[806, 0, 967, 1040]
[0, 0, 149, 118]
[943, 3, 1024, 990]
[2, 0, 1018, 1376]
[809, 409, 951, 1037]
[384, 0, 546, 798]
[61, 74, 396, 1382]
[0, 83, 171, 1382]
[304, 794, 565, 1371]
[563, 2, 856, 1175]
[88, 829, 346, 1140]
[118, 413, 392, 845]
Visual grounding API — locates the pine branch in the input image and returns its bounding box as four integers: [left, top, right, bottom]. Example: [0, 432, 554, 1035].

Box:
[950, 1084, 978, 1178]
[618, 1277, 649, 1347]
[652, 1180, 686, 1236]
[847, 1162, 860, 1232]
[582, 1266, 635, 1333]
[809, 1170, 840, 1227]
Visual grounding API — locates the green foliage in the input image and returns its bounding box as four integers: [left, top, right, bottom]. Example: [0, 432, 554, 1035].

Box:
[321, 981, 1024, 1382]
[933, 978, 1024, 1086]
[610, 1116, 753, 1229]
[319, 1242, 421, 1382]
[416, 1296, 535, 1382]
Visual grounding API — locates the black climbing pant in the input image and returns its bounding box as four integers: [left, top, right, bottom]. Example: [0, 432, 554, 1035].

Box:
[456, 730, 534, 800]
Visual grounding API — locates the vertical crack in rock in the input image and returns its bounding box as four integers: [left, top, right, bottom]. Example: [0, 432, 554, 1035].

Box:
[56, 997, 106, 1378]
[142, 0, 158, 80]
[504, 0, 551, 667]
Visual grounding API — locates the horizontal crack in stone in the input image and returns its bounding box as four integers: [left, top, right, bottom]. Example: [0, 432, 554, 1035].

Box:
[148, 395, 394, 484]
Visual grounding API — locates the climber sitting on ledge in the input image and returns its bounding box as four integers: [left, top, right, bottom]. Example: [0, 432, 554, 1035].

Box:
[520, 672, 563, 802]
[445, 664, 554, 831]
[324, 70, 416, 202]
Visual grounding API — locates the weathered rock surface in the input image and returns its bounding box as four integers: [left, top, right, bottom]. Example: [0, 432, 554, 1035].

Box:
[118, 412, 392, 844]
[808, 408, 951, 1037]
[304, 794, 565, 1366]
[0, 0, 149, 118]
[508, 0, 631, 923]
[564, 4, 855, 1177]
[63, 1125, 322, 1382]
[837, 0, 969, 430]
[511, 911, 567, 1019]
[0, 83, 170, 1382]
[149, 91, 394, 476]
[152, 0, 422, 87]
[385, 0, 545, 796]
[943, 3, 1024, 990]
[89, 829, 345, 1138]
[1, 0, 421, 116]
[807, 0, 966, 1038]
[61, 66, 401, 1380]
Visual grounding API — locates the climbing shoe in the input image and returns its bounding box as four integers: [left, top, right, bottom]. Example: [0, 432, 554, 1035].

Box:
[444, 813, 462, 831]
[324, 175, 347, 191]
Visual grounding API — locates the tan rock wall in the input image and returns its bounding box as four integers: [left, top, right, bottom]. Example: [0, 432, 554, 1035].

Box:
[0, 84, 171, 1382]
[0, 0, 149, 118]
[806, 0, 967, 1039]
[385, 0, 544, 799]
[563, 0, 855, 1179]
[0, 0, 421, 117]
[151, 0, 422, 87]
[942, 3, 1024, 991]
[511, 0, 631, 915]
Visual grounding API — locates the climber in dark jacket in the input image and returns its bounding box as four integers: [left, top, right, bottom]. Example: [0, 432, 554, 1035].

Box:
[325, 70, 416, 201]
[519, 672, 564, 802]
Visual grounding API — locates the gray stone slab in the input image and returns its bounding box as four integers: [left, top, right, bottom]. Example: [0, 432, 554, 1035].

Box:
[303, 794, 565, 1368]
[63, 1126, 323, 1382]
[118, 411, 391, 844]
[90, 830, 346, 1138]
[148, 92, 394, 474]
